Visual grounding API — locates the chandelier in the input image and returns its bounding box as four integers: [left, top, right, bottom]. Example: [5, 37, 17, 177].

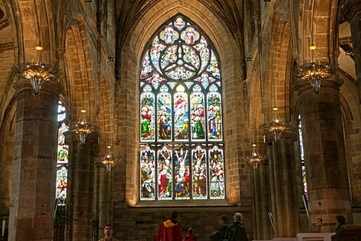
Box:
[297, 45, 331, 93]
[72, 109, 93, 144]
[102, 145, 115, 172]
[21, 46, 54, 95]
[267, 107, 287, 141]
[249, 143, 262, 169]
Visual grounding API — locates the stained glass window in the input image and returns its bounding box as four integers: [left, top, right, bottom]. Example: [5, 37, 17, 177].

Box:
[298, 115, 309, 203]
[56, 101, 69, 206]
[139, 15, 225, 201]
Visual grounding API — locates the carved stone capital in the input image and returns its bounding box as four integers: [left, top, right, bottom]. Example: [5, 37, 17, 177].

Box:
[13, 64, 63, 97]
[294, 69, 342, 97]
[14, 77, 62, 98]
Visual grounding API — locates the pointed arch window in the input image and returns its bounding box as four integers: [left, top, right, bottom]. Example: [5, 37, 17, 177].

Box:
[56, 101, 69, 206]
[298, 114, 309, 204]
[139, 15, 225, 201]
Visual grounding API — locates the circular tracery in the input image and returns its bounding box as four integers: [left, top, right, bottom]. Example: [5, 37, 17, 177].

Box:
[148, 17, 213, 81]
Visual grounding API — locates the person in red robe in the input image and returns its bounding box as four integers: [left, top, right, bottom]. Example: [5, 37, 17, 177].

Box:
[154, 212, 182, 241]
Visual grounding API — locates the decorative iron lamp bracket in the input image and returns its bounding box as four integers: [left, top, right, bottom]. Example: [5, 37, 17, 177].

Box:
[102, 145, 115, 172]
[265, 121, 297, 143]
[18, 46, 55, 95]
[70, 110, 94, 144]
[249, 143, 264, 169]
[297, 61, 332, 94]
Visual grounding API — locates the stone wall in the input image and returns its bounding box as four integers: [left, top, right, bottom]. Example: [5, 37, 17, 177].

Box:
[113, 206, 252, 241]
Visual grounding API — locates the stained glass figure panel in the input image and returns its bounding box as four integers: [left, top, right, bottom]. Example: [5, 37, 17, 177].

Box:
[157, 145, 173, 200]
[209, 145, 225, 199]
[174, 85, 189, 141]
[139, 15, 225, 202]
[140, 89, 156, 142]
[56, 166, 68, 205]
[190, 87, 206, 141]
[174, 145, 191, 199]
[192, 145, 208, 199]
[157, 88, 172, 141]
[207, 87, 222, 141]
[140, 145, 156, 200]
[56, 103, 69, 206]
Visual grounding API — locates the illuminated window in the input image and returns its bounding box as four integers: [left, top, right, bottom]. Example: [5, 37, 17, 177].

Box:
[298, 115, 308, 201]
[139, 15, 225, 201]
[56, 101, 69, 206]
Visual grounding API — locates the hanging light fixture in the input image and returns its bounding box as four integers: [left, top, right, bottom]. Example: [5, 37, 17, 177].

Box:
[21, 46, 54, 95]
[102, 145, 115, 172]
[72, 109, 92, 144]
[297, 23, 332, 94]
[249, 143, 262, 169]
[267, 107, 287, 141]
[297, 44, 331, 94]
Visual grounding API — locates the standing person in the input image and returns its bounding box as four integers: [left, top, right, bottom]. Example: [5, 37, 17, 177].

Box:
[210, 215, 230, 241]
[183, 227, 197, 241]
[335, 215, 346, 233]
[154, 211, 183, 241]
[332, 215, 347, 241]
[98, 224, 119, 241]
[224, 213, 248, 241]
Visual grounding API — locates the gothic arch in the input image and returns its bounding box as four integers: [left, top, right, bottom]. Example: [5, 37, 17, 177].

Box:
[116, 0, 247, 206]
[0, 0, 56, 127]
[338, 70, 361, 206]
[12, 0, 56, 64]
[298, 0, 339, 65]
[64, 22, 94, 120]
[266, 16, 292, 122]
[0, 1, 18, 125]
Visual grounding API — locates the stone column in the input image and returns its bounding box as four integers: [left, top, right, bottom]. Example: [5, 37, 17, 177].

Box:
[295, 76, 351, 232]
[68, 132, 98, 241]
[98, 162, 112, 232]
[341, 0, 361, 101]
[266, 127, 299, 237]
[92, 160, 103, 241]
[253, 162, 272, 240]
[92, 157, 111, 241]
[9, 80, 60, 241]
[350, 13, 361, 102]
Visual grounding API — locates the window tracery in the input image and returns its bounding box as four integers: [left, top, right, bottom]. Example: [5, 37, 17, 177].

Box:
[139, 15, 225, 201]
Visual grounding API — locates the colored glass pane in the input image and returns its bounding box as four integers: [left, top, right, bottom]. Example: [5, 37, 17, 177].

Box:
[140, 145, 156, 200]
[56, 102, 69, 206]
[190, 86, 206, 141]
[174, 85, 189, 141]
[140, 89, 155, 142]
[298, 115, 309, 200]
[207, 88, 222, 141]
[209, 145, 225, 199]
[139, 15, 225, 201]
[157, 146, 173, 200]
[192, 146, 207, 199]
[157, 88, 172, 141]
[174, 145, 191, 199]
